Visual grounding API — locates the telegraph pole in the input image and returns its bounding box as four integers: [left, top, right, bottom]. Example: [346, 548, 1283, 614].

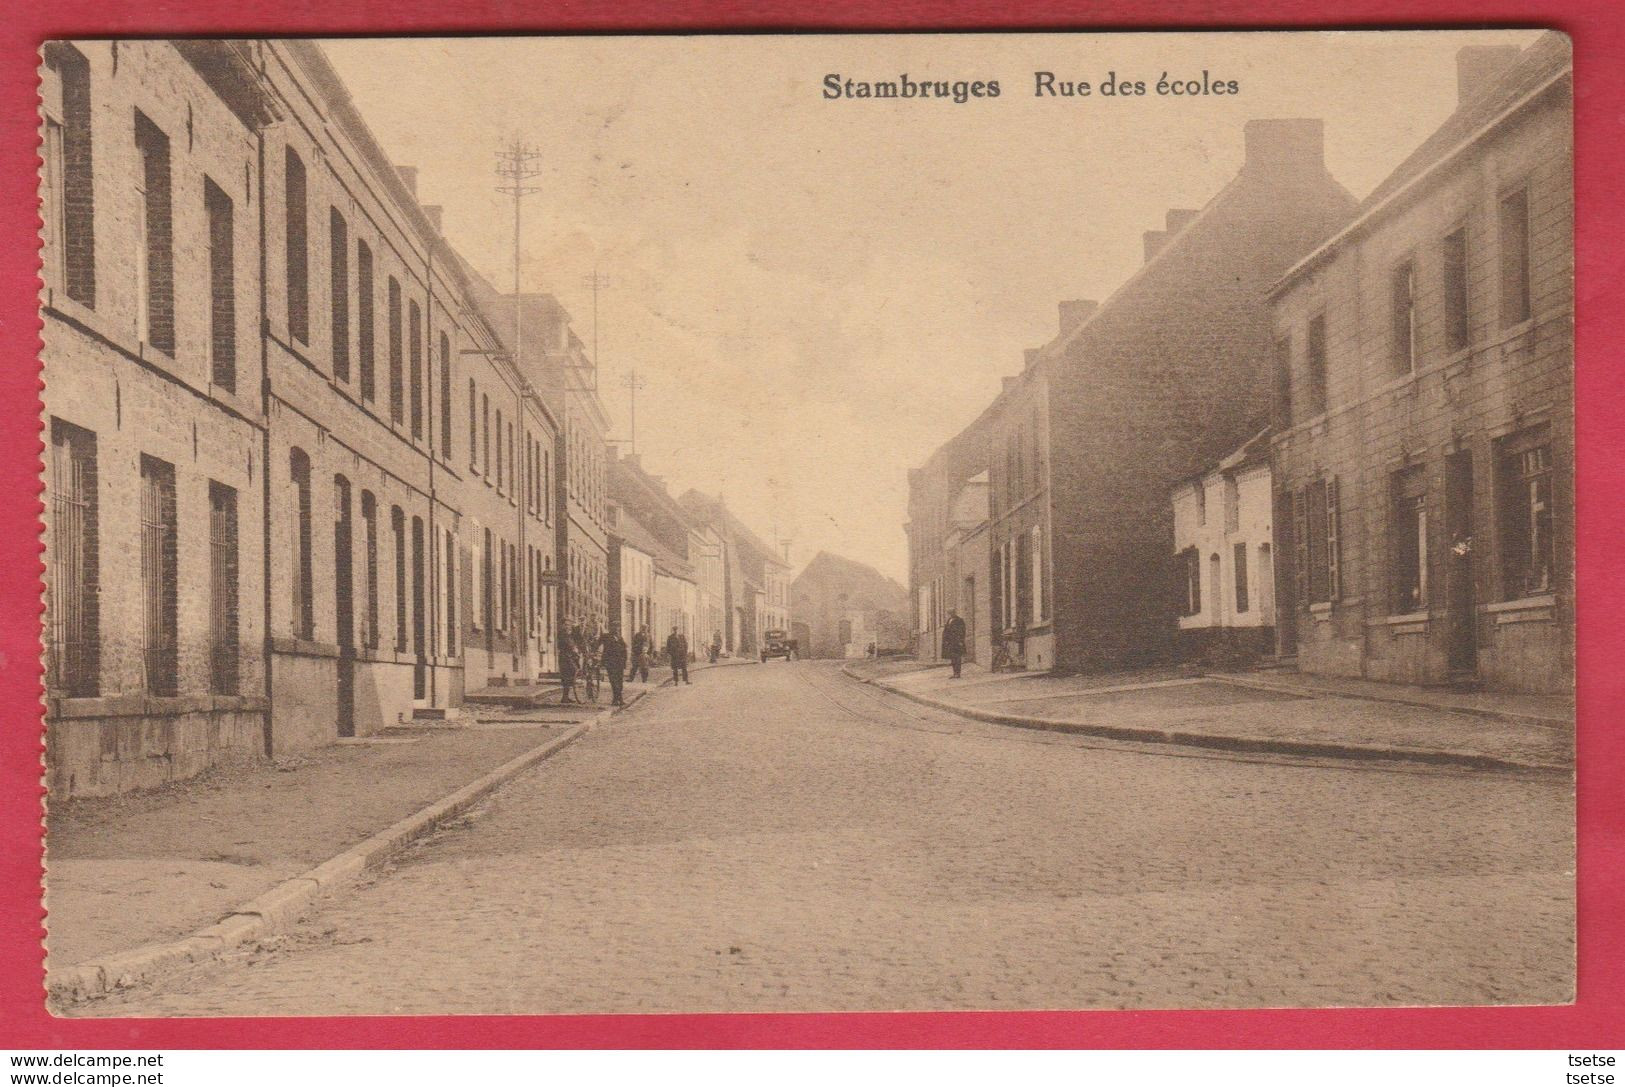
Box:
[622, 370, 646, 455]
[496, 142, 543, 362]
[581, 267, 610, 388]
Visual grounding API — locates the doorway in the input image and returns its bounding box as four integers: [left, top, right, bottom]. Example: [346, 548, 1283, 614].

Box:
[333, 476, 355, 738]
[1445, 451, 1478, 677]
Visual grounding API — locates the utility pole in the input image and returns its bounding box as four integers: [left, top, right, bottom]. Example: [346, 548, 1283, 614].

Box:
[496, 142, 543, 364]
[581, 268, 611, 389]
[622, 370, 646, 455]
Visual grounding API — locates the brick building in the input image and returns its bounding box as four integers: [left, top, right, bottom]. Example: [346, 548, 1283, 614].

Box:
[677, 491, 790, 657]
[38, 40, 587, 795]
[1268, 35, 1573, 694]
[909, 119, 1356, 674]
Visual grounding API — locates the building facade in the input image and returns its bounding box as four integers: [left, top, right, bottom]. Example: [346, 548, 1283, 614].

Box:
[39, 40, 576, 796]
[791, 552, 911, 659]
[1171, 431, 1276, 664]
[1269, 36, 1573, 694]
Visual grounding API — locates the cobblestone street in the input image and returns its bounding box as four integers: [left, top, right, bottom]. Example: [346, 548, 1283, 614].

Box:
[85, 662, 1573, 1017]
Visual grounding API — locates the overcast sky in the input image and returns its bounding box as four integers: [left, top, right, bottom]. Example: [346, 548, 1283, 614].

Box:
[322, 30, 1539, 583]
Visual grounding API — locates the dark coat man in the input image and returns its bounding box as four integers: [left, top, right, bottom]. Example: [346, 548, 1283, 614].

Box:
[666, 629, 691, 684]
[558, 638, 580, 704]
[599, 629, 629, 706]
[941, 611, 968, 678]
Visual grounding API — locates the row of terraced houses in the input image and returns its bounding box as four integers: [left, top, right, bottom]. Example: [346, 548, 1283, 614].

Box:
[907, 36, 1572, 697]
[38, 39, 790, 797]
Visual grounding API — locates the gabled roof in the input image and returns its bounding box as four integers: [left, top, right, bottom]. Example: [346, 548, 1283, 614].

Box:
[677, 491, 788, 575]
[792, 552, 909, 613]
[613, 505, 694, 582]
[1273, 32, 1571, 295]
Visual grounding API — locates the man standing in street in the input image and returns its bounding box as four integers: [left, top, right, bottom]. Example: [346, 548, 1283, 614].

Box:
[941, 608, 967, 679]
[631, 625, 651, 684]
[600, 623, 629, 707]
[667, 626, 691, 685]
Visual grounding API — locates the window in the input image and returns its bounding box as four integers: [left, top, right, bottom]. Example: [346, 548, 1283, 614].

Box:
[1296, 477, 1341, 605]
[208, 481, 239, 694]
[330, 209, 349, 381]
[480, 528, 493, 633]
[1391, 259, 1416, 375]
[444, 529, 457, 655]
[357, 240, 375, 400]
[1181, 547, 1201, 617]
[1497, 427, 1553, 600]
[290, 449, 314, 639]
[387, 277, 403, 423]
[1194, 483, 1206, 526]
[482, 394, 491, 479]
[42, 44, 95, 307]
[1442, 226, 1470, 352]
[1391, 466, 1429, 613]
[205, 179, 236, 392]
[392, 505, 407, 652]
[439, 334, 452, 459]
[499, 542, 509, 632]
[1499, 188, 1532, 327]
[139, 455, 178, 695]
[1233, 541, 1249, 614]
[284, 148, 308, 344]
[469, 380, 478, 469]
[361, 491, 379, 650]
[1272, 336, 1292, 430]
[1305, 314, 1328, 417]
[1030, 524, 1045, 623]
[412, 516, 426, 659]
[134, 112, 174, 355]
[47, 419, 98, 696]
[409, 301, 423, 438]
[508, 422, 517, 505]
[495, 408, 505, 492]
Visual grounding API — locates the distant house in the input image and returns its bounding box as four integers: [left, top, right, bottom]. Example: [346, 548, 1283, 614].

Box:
[1171, 430, 1275, 664]
[791, 552, 911, 659]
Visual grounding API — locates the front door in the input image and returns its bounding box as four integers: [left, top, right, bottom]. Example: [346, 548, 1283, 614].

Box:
[1445, 451, 1478, 676]
[1273, 490, 1298, 658]
[963, 574, 976, 663]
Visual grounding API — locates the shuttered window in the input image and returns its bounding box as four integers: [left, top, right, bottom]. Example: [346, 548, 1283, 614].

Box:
[47, 419, 99, 697]
[139, 455, 178, 695]
[208, 481, 240, 694]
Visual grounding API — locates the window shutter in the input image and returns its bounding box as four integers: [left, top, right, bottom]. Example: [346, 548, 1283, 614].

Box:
[1292, 489, 1308, 607]
[1326, 476, 1342, 601]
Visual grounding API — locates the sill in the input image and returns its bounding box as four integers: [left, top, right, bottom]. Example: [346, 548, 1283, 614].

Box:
[1383, 610, 1431, 625]
[1308, 602, 1333, 616]
[49, 693, 268, 720]
[271, 635, 341, 659]
[1483, 593, 1557, 614]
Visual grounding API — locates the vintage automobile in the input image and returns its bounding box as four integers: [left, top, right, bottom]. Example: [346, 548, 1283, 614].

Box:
[760, 629, 799, 662]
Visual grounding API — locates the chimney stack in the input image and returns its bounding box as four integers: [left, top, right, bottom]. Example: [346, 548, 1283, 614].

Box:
[395, 165, 418, 196]
[1023, 348, 1041, 370]
[422, 204, 443, 232]
[1143, 230, 1169, 263]
[1456, 44, 1521, 107]
[1242, 119, 1325, 173]
[1058, 299, 1098, 333]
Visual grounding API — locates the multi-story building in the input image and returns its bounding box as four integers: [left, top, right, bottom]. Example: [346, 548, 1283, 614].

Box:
[677, 491, 790, 657]
[1269, 35, 1573, 694]
[908, 118, 1356, 675]
[41, 41, 272, 795]
[38, 40, 569, 795]
[1171, 431, 1276, 663]
[606, 501, 656, 640]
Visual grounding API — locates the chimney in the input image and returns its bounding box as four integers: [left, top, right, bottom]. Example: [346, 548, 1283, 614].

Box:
[422, 204, 443, 232]
[395, 165, 418, 196]
[1143, 230, 1169, 263]
[1165, 208, 1200, 234]
[1456, 44, 1521, 107]
[1023, 348, 1041, 370]
[1002, 376, 1019, 394]
[1242, 119, 1325, 173]
[1057, 299, 1098, 334]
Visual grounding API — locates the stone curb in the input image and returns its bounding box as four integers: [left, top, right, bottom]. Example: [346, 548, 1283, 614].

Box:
[840, 664, 1569, 776]
[1200, 671, 1573, 728]
[49, 699, 632, 1008]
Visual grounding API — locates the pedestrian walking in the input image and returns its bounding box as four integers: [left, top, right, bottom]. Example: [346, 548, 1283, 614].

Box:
[632, 625, 652, 683]
[666, 627, 691, 685]
[941, 609, 967, 679]
[599, 625, 629, 706]
[709, 630, 722, 664]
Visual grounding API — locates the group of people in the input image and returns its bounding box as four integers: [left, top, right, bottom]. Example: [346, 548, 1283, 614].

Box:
[557, 622, 697, 707]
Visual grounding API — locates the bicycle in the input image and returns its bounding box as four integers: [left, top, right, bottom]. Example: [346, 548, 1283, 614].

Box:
[582, 655, 602, 703]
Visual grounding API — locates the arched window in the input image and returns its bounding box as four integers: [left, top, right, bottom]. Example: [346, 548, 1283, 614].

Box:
[440, 333, 452, 460]
[391, 505, 407, 652]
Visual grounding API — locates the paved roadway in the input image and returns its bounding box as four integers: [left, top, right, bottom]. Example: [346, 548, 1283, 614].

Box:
[88, 661, 1573, 1016]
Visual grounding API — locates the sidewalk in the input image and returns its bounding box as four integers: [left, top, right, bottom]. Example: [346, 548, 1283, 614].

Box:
[845, 659, 1572, 773]
[45, 690, 645, 978]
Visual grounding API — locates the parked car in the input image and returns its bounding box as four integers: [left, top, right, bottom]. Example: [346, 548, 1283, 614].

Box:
[761, 629, 798, 662]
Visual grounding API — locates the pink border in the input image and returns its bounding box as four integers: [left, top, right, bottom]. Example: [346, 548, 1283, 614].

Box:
[3, 1, 1620, 1049]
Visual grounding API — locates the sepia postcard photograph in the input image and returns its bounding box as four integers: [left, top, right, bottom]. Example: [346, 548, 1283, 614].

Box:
[35, 29, 1574, 1018]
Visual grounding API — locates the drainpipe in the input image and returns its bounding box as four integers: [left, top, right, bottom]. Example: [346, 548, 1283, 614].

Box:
[255, 42, 274, 758]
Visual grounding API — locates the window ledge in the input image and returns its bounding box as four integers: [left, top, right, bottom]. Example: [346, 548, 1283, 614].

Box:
[1308, 602, 1333, 616]
[1382, 610, 1431, 625]
[271, 635, 340, 659]
[1483, 594, 1556, 614]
